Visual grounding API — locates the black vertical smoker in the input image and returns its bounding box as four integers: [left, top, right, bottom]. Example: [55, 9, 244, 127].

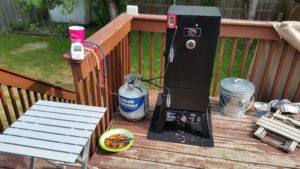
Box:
[154, 5, 221, 146]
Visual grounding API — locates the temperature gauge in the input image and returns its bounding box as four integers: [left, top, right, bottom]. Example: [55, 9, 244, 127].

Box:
[71, 42, 85, 60]
[167, 14, 177, 29]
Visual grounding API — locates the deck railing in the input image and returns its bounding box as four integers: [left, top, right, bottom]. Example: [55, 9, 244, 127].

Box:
[65, 13, 300, 156]
[0, 66, 76, 133]
[64, 14, 133, 155]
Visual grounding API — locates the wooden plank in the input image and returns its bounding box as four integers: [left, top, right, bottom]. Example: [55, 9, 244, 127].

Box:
[96, 68, 103, 107]
[7, 86, 20, 119]
[103, 74, 110, 127]
[239, 38, 251, 77]
[257, 40, 277, 100]
[33, 92, 38, 102]
[135, 133, 300, 157]
[83, 78, 90, 105]
[91, 154, 193, 169]
[249, 40, 265, 81]
[90, 72, 97, 106]
[17, 88, 27, 113]
[107, 53, 114, 120]
[149, 32, 154, 89]
[124, 35, 129, 75]
[0, 84, 12, 125]
[212, 37, 226, 96]
[40, 93, 45, 100]
[112, 46, 118, 112]
[0, 152, 58, 169]
[138, 31, 143, 74]
[19, 115, 96, 131]
[228, 38, 238, 77]
[132, 16, 167, 33]
[4, 128, 87, 146]
[116, 43, 121, 95]
[269, 43, 289, 100]
[100, 146, 286, 169]
[11, 121, 91, 138]
[128, 32, 131, 73]
[295, 83, 300, 102]
[0, 135, 82, 154]
[131, 15, 280, 40]
[35, 100, 106, 113]
[283, 51, 299, 99]
[0, 142, 78, 163]
[220, 19, 280, 40]
[121, 38, 125, 83]
[71, 64, 84, 104]
[0, 66, 76, 101]
[0, 118, 3, 133]
[26, 90, 32, 107]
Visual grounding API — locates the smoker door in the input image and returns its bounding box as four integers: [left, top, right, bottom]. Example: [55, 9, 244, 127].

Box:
[161, 88, 209, 112]
[164, 15, 220, 90]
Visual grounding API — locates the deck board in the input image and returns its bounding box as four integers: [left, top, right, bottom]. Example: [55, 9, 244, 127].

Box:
[91, 91, 300, 169]
[0, 91, 299, 169]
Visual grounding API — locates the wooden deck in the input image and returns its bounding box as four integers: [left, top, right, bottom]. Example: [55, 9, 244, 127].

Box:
[90, 91, 300, 169]
[0, 91, 299, 169]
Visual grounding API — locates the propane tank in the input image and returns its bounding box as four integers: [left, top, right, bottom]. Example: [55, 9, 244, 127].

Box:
[118, 73, 149, 121]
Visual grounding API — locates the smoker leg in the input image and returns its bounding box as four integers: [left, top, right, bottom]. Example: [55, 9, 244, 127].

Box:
[154, 104, 166, 133]
[201, 107, 211, 139]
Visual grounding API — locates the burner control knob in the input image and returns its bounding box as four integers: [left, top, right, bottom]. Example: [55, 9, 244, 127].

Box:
[186, 40, 196, 49]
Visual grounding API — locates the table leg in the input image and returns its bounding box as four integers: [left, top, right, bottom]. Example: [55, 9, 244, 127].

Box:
[29, 157, 36, 169]
[81, 139, 90, 169]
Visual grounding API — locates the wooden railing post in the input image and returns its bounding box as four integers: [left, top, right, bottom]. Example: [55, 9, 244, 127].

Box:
[64, 13, 133, 157]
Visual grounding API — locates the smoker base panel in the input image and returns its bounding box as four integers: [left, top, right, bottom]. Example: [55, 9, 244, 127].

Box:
[147, 100, 214, 147]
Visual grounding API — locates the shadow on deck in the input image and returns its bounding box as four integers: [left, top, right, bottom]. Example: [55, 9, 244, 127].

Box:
[0, 91, 299, 169]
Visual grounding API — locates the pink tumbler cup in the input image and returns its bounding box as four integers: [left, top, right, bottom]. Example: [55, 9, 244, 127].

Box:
[69, 26, 85, 45]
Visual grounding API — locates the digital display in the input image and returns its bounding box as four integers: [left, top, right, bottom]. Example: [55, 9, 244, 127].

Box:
[73, 45, 82, 52]
[169, 17, 174, 24]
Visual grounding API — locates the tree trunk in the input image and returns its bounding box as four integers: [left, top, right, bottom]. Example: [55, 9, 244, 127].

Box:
[106, 0, 119, 19]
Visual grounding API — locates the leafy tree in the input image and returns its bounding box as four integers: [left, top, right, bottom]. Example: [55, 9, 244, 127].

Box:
[16, 0, 123, 21]
[16, 0, 79, 15]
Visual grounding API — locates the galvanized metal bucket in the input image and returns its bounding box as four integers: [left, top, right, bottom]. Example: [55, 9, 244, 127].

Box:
[219, 78, 255, 117]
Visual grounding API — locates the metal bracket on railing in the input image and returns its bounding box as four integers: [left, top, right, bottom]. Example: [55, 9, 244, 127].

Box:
[254, 110, 300, 152]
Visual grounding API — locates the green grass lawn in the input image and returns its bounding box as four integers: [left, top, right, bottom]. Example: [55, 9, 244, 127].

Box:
[0, 25, 101, 90]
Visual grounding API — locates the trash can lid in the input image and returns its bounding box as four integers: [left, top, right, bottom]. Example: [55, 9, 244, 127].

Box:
[220, 78, 255, 96]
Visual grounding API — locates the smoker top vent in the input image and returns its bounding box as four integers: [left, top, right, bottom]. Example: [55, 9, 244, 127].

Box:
[168, 5, 221, 17]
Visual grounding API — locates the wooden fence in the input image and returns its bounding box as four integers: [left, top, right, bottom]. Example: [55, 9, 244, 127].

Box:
[215, 0, 285, 20]
[128, 0, 202, 14]
[0, 0, 46, 32]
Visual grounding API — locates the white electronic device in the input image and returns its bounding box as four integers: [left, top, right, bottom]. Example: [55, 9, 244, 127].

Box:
[71, 42, 85, 60]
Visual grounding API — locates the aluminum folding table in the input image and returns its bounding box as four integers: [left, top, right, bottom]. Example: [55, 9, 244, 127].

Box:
[0, 100, 105, 169]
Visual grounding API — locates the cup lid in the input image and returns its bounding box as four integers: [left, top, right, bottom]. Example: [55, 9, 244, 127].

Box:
[69, 26, 85, 30]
